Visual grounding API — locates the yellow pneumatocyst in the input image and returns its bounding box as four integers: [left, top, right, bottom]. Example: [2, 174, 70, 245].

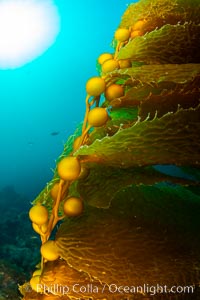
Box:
[132, 19, 146, 31]
[88, 107, 109, 127]
[114, 28, 130, 42]
[29, 205, 48, 225]
[32, 222, 41, 234]
[86, 77, 106, 96]
[98, 53, 113, 65]
[40, 240, 60, 261]
[50, 182, 60, 200]
[118, 59, 132, 69]
[73, 136, 82, 151]
[32, 222, 48, 235]
[40, 222, 48, 234]
[101, 59, 119, 73]
[57, 157, 81, 181]
[30, 275, 43, 292]
[105, 84, 124, 101]
[63, 197, 84, 217]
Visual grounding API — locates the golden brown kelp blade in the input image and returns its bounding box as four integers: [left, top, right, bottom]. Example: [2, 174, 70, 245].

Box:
[120, 0, 200, 31]
[118, 0, 200, 64]
[53, 185, 200, 296]
[106, 64, 200, 114]
[76, 165, 198, 208]
[22, 185, 200, 300]
[76, 105, 200, 167]
[118, 23, 200, 64]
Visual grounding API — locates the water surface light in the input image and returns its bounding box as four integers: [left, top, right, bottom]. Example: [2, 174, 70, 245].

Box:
[0, 0, 60, 69]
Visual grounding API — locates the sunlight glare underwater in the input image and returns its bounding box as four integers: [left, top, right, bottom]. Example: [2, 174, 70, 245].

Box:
[0, 0, 60, 69]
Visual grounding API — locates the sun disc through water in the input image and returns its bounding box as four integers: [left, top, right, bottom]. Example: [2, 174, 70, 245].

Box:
[0, 0, 60, 69]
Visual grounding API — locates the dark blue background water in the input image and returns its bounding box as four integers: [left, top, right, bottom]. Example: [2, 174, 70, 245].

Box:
[0, 0, 136, 200]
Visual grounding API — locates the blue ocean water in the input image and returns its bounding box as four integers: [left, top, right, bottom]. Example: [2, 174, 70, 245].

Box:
[0, 0, 136, 200]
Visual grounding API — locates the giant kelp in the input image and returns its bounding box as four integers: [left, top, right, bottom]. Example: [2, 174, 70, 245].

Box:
[117, 23, 200, 64]
[21, 0, 200, 299]
[76, 106, 200, 167]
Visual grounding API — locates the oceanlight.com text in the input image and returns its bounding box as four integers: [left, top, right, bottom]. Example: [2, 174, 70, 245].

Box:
[35, 283, 195, 296]
[107, 283, 194, 295]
